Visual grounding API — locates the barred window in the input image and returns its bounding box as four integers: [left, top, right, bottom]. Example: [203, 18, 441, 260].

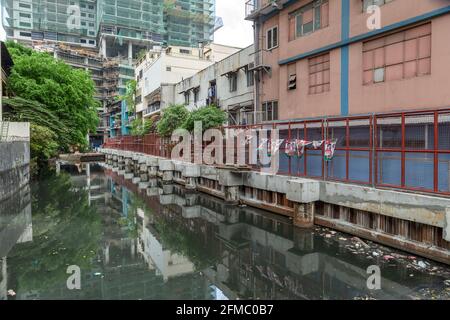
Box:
[363, 23, 431, 85]
[309, 53, 330, 94]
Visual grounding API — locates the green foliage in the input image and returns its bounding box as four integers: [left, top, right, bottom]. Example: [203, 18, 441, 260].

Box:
[130, 118, 153, 136]
[156, 104, 189, 137]
[116, 80, 137, 113]
[182, 105, 226, 132]
[4, 41, 99, 174]
[29, 124, 59, 175]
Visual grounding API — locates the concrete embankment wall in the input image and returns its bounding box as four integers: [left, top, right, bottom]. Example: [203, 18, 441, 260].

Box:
[100, 148, 450, 265]
[0, 122, 30, 203]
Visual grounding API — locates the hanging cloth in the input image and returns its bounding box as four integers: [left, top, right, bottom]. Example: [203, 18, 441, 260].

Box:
[285, 140, 296, 157]
[324, 140, 337, 161]
[312, 140, 324, 149]
[295, 140, 312, 158]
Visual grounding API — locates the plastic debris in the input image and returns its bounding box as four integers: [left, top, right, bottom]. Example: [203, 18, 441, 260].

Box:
[7, 289, 16, 297]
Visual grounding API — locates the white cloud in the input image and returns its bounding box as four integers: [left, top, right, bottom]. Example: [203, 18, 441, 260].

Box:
[214, 0, 253, 48]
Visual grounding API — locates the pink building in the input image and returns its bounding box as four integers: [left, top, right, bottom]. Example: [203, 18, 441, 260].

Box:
[245, 0, 450, 121]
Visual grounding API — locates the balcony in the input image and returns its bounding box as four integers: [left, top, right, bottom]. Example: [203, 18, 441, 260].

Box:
[245, 0, 289, 20]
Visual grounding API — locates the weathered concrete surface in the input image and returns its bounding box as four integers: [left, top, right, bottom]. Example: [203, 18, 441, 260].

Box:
[320, 181, 449, 228]
[445, 207, 450, 242]
[159, 159, 174, 171]
[0, 142, 30, 203]
[286, 179, 320, 204]
[218, 170, 243, 187]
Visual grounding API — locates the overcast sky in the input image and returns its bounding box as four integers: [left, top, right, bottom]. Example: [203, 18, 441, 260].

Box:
[214, 0, 254, 48]
[0, 1, 254, 47]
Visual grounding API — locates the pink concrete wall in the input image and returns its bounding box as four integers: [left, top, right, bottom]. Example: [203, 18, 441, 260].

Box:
[349, 15, 450, 114]
[258, 0, 450, 120]
[350, 0, 450, 37]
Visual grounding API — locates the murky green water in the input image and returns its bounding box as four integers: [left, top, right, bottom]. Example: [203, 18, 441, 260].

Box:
[1, 164, 449, 300]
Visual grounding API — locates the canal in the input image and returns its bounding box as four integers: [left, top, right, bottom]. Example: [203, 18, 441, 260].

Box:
[1, 164, 449, 300]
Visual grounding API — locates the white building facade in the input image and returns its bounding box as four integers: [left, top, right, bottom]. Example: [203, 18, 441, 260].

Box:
[135, 44, 241, 121]
[175, 45, 256, 125]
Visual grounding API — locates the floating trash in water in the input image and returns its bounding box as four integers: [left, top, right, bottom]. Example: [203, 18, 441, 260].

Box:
[7, 289, 16, 297]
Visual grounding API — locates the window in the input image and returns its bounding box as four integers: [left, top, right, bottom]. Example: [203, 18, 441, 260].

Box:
[19, 22, 31, 28]
[19, 32, 31, 38]
[309, 53, 330, 94]
[363, 23, 431, 85]
[267, 26, 278, 50]
[19, 12, 31, 18]
[179, 49, 191, 55]
[289, 0, 328, 41]
[194, 88, 199, 103]
[246, 69, 254, 87]
[363, 0, 394, 12]
[288, 63, 297, 90]
[262, 101, 279, 122]
[184, 92, 190, 105]
[18, 3, 31, 9]
[166, 66, 172, 72]
[229, 72, 237, 92]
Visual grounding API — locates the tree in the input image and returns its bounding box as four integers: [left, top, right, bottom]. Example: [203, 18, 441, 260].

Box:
[130, 118, 153, 136]
[156, 104, 189, 137]
[5, 41, 99, 150]
[116, 80, 137, 114]
[182, 105, 227, 132]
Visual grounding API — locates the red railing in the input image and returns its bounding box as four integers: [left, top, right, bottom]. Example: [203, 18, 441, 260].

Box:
[102, 108, 450, 196]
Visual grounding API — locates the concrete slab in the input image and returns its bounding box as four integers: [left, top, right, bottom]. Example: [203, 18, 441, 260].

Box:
[320, 181, 449, 228]
[159, 159, 174, 171]
[218, 170, 243, 187]
[183, 164, 200, 178]
[286, 179, 320, 203]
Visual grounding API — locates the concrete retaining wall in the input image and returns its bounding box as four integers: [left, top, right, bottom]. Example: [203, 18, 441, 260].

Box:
[100, 148, 450, 264]
[0, 141, 30, 203]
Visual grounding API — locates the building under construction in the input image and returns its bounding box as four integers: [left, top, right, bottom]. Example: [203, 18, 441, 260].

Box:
[2, 0, 217, 145]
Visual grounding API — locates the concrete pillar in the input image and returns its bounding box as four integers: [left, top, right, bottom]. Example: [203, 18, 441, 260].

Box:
[148, 166, 157, 178]
[224, 186, 240, 204]
[128, 41, 133, 63]
[185, 177, 197, 190]
[140, 163, 149, 182]
[293, 202, 315, 229]
[101, 38, 107, 57]
[162, 171, 173, 183]
[444, 207, 450, 242]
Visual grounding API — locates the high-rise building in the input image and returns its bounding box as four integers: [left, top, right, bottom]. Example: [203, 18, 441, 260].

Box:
[1, 0, 217, 144]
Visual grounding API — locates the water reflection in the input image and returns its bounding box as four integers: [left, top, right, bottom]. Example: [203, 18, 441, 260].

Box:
[1, 165, 449, 300]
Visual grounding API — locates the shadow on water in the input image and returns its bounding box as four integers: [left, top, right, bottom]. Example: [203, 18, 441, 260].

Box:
[1, 164, 449, 300]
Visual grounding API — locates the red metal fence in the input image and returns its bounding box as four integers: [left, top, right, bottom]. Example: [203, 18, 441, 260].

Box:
[103, 108, 450, 196]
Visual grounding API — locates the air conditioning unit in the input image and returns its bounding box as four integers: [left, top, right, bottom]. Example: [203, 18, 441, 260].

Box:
[248, 62, 255, 70]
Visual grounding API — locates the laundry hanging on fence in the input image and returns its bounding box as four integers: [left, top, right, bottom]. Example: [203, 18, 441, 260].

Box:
[295, 140, 312, 158]
[285, 140, 297, 157]
[324, 140, 337, 161]
[312, 140, 324, 149]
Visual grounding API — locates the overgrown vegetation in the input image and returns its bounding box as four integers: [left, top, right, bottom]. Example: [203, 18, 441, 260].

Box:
[130, 118, 153, 136]
[182, 105, 227, 132]
[4, 41, 99, 176]
[116, 79, 137, 114]
[156, 104, 190, 137]
[155, 104, 226, 137]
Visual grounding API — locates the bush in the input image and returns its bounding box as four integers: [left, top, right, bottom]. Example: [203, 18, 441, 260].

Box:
[156, 104, 189, 137]
[130, 118, 153, 136]
[182, 105, 226, 132]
